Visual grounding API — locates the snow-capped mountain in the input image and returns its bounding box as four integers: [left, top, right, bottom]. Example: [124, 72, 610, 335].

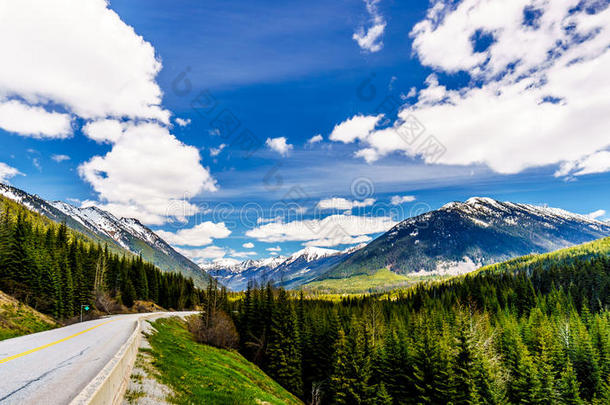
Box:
[0, 183, 209, 287]
[321, 197, 610, 281]
[204, 245, 364, 291]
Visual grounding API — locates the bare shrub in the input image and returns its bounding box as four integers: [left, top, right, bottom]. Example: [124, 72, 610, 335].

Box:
[94, 289, 118, 314]
[188, 310, 239, 350]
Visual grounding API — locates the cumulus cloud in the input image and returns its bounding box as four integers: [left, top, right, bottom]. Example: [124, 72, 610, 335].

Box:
[353, 0, 386, 52]
[587, 209, 606, 220]
[333, 0, 610, 176]
[242, 242, 255, 249]
[317, 197, 375, 210]
[230, 250, 257, 259]
[329, 114, 382, 144]
[266, 246, 282, 252]
[266, 137, 293, 156]
[78, 123, 217, 225]
[304, 235, 371, 248]
[555, 151, 610, 177]
[155, 222, 231, 247]
[175, 118, 191, 127]
[51, 154, 70, 163]
[390, 195, 416, 205]
[0, 0, 168, 123]
[246, 214, 396, 247]
[82, 119, 125, 144]
[0, 162, 22, 184]
[307, 134, 323, 144]
[1, 1, 217, 226]
[0, 100, 72, 138]
[176, 246, 228, 263]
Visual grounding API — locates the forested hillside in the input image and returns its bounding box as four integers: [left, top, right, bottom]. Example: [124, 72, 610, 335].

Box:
[229, 237, 610, 404]
[0, 196, 200, 319]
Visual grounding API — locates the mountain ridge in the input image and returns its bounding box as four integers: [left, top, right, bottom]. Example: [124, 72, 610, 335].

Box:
[204, 244, 365, 291]
[319, 196, 610, 281]
[0, 183, 209, 287]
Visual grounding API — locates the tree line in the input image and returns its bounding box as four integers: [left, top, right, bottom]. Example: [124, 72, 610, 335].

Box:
[231, 241, 610, 404]
[0, 200, 199, 319]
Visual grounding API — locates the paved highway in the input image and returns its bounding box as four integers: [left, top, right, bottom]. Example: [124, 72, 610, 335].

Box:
[0, 312, 197, 405]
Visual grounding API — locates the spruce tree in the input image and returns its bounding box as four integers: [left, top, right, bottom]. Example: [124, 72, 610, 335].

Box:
[560, 362, 584, 405]
[329, 328, 352, 405]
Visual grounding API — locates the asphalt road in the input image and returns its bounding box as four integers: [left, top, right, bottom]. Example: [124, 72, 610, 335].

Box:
[0, 311, 197, 405]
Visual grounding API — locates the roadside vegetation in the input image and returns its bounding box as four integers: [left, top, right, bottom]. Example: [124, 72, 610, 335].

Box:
[0, 195, 200, 321]
[145, 317, 302, 405]
[0, 289, 57, 341]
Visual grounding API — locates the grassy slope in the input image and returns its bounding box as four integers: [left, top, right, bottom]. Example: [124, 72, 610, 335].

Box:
[145, 317, 302, 405]
[303, 268, 414, 294]
[475, 236, 610, 275]
[304, 237, 610, 295]
[0, 290, 57, 341]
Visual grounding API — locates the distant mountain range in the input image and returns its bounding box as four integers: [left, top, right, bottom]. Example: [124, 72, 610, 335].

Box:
[0, 184, 209, 287]
[203, 245, 364, 291]
[206, 197, 610, 291]
[4, 184, 608, 292]
[321, 197, 610, 280]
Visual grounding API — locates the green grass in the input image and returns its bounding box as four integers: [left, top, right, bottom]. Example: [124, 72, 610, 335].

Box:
[145, 317, 302, 405]
[303, 268, 414, 294]
[474, 236, 610, 276]
[0, 290, 57, 341]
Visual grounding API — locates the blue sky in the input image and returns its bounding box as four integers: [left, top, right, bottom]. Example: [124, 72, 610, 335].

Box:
[0, 0, 609, 263]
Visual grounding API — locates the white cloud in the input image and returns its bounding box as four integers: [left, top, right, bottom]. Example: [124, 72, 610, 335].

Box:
[257, 216, 283, 224]
[329, 114, 382, 144]
[405, 87, 417, 98]
[307, 134, 323, 144]
[242, 242, 255, 249]
[0, 100, 72, 138]
[0, 0, 168, 123]
[317, 197, 375, 210]
[333, 1, 610, 176]
[353, 0, 386, 53]
[587, 209, 606, 220]
[78, 123, 217, 225]
[209, 144, 226, 157]
[230, 250, 257, 258]
[266, 246, 282, 252]
[556, 151, 610, 177]
[31, 157, 42, 171]
[82, 119, 125, 144]
[390, 195, 416, 205]
[155, 221, 231, 247]
[1, 1, 219, 227]
[175, 118, 191, 127]
[266, 137, 293, 156]
[176, 246, 228, 263]
[0, 162, 22, 184]
[246, 214, 396, 247]
[51, 154, 70, 163]
[304, 235, 371, 248]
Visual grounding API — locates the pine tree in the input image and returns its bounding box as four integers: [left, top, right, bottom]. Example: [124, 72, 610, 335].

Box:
[329, 329, 352, 405]
[453, 318, 480, 405]
[373, 383, 393, 405]
[559, 362, 584, 405]
[266, 289, 303, 397]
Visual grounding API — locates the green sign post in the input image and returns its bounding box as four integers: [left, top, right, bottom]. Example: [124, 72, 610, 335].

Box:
[80, 304, 90, 323]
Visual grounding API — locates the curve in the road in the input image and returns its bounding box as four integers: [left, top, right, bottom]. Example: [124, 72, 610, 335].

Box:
[0, 320, 116, 365]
